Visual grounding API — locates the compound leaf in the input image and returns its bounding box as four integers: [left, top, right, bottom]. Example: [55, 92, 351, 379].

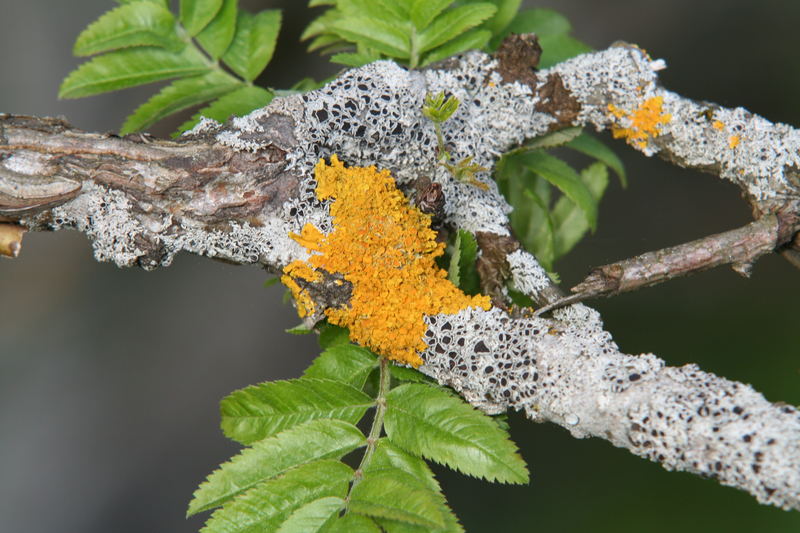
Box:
[552, 162, 608, 258]
[329, 18, 410, 58]
[222, 9, 281, 81]
[320, 514, 381, 533]
[276, 497, 345, 533]
[196, 0, 238, 59]
[418, 3, 496, 54]
[384, 384, 528, 483]
[348, 472, 446, 529]
[220, 378, 374, 445]
[177, 84, 273, 134]
[566, 132, 627, 186]
[304, 344, 378, 389]
[73, 2, 180, 56]
[409, 0, 452, 31]
[189, 419, 365, 516]
[519, 150, 597, 231]
[59, 46, 208, 98]
[420, 28, 491, 66]
[200, 460, 352, 533]
[181, 0, 224, 36]
[121, 70, 239, 134]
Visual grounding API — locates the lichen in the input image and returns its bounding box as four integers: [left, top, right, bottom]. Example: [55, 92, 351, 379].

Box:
[282, 155, 491, 366]
[608, 96, 671, 148]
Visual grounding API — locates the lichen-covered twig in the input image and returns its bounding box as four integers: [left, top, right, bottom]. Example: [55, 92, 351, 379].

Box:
[2, 43, 799, 509]
[534, 212, 800, 314]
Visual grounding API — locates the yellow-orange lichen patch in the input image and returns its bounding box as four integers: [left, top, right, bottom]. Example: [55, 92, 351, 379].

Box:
[282, 155, 491, 366]
[608, 96, 671, 149]
[728, 135, 741, 149]
[712, 120, 725, 131]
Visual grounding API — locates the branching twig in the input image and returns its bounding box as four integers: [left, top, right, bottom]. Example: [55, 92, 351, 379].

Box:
[1, 43, 799, 509]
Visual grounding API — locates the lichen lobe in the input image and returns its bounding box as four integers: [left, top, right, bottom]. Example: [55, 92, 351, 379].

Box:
[282, 155, 490, 366]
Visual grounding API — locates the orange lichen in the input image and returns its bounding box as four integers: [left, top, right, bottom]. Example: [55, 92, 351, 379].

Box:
[728, 135, 741, 149]
[712, 120, 725, 131]
[282, 155, 491, 367]
[608, 96, 671, 149]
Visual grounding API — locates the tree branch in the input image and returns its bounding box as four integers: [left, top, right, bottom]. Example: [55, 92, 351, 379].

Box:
[2, 44, 799, 510]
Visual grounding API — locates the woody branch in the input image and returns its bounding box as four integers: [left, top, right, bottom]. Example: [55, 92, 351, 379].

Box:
[1, 41, 799, 510]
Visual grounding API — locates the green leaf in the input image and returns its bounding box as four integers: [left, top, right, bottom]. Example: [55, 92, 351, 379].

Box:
[286, 324, 313, 335]
[222, 10, 282, 81]
[420, 28, 491, 66]
[320, 514, 381, 533]
[512, 126, 582, 153]
[200, 460, 352, 533]
[348, 472, 446, 529]
[384, 384, 528, 483]
[73, 2, 181, 56]
[221, 378, 374, 444]
[177, 85, 273, 134]
[196, 0, 238, 59]
[447, 231, 463, 286]
[481, 0, 522, 36]
[418, 4, 496, 54]
[551, 162, 608, 259]
[304, 344, 378, 388]
[455, 230, 479, 295]
[517, 185, 555, 271]
[189, 419, 365, 516]
[538, 33, 591, 69]
[505, 8, 571, 37]
[367, 440, 439, 491]
[59, 46, 208, 99]
[120, 71, 239, 134]
[519, 151, 597, 231]
[566, 132, 627, 186]
[330, 51, 383, 67]
[181, 0, 224, 36]
[329, 18, 411, 58]
[389, 364, 434, 384]
[277, 497, 345, 533]
[409, 0, 453, 31]
[317, 323, 351, 349]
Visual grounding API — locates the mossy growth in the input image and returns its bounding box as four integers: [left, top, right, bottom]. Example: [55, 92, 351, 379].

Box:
[282, 155, 491, 367]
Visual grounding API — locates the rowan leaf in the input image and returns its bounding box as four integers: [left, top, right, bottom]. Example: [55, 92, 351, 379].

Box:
[519, 150, 597, 231]
[552, 162, 608, 258]
[384, 384, 528, 483]
[417, 4, 496, 54]
[409, 0, 452, 31]
[566, 132, 627, 186]
[276, 497, 345, 533]
[348, 471, 446, 529]
[538, 33, 591, 68]
[177, 85, 273, 134]
[220, 378, 374, 444]
[317, 323, 351, 349]
[329, 18, 411, 58]
[181, 0, 224, 36]
[222, 10, 281, 81]
[196, 0, 238, 59]
[59, 46, 208, 98]
[303, 344, 378, 388]
[420, 29, 491, 66]
[121, 70, 239, 134]
[505, 8, 571, 37]
[188, 419, 365, 516]
[200, 460, 352, 533]
[320, 514, 381, 533]
[73, 2, 181, 56]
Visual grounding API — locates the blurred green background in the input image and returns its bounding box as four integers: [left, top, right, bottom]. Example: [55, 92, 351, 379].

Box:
[1, 1, 798, 532]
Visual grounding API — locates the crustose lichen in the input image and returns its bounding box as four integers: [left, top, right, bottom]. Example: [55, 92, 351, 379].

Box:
[282, 155, 491, 366]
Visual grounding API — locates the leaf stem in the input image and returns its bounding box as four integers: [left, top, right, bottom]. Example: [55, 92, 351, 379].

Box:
[345, 357, 390, 506]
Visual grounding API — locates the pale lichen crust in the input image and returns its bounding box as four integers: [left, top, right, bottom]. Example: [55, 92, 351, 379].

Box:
[282, 156, 490, 366]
